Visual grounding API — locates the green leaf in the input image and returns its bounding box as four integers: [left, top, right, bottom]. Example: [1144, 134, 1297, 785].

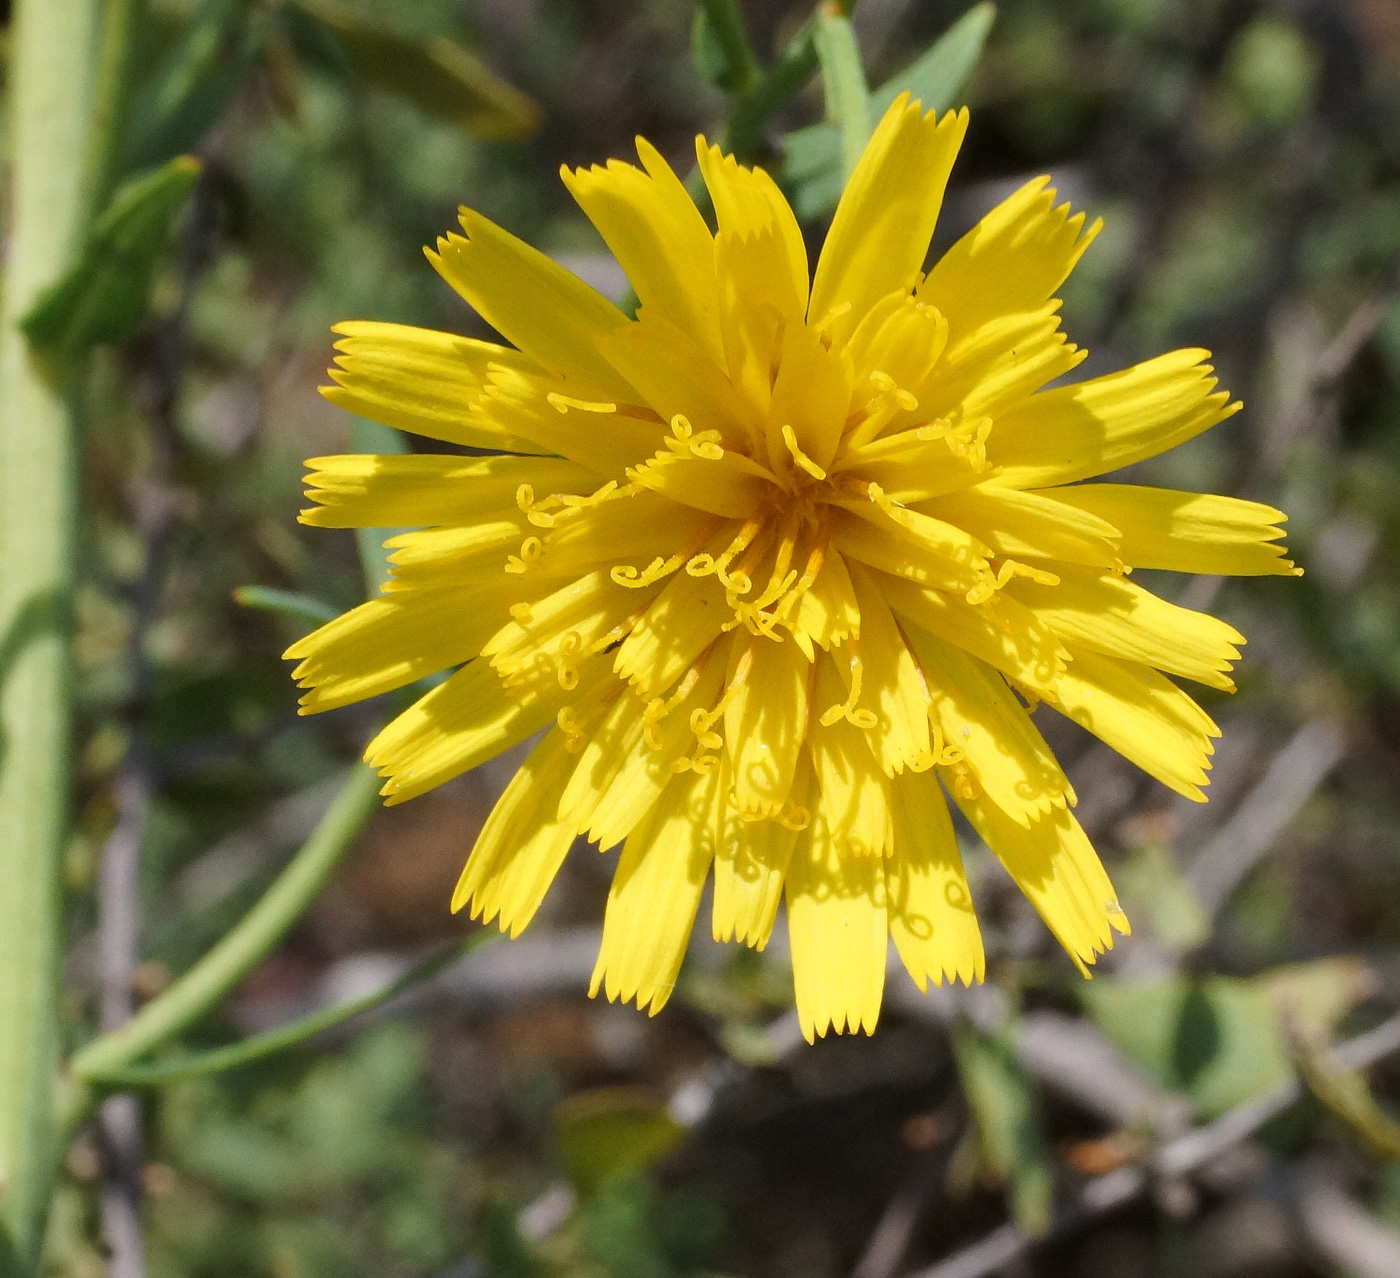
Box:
[870, 0, 996, 117]
[20, 155, 201, 358]
[692, 9, 734, 90]
[78, 937, 488, 1089]
[813, 12, 870, 184]
[290, 0, 541, 140]
[1082, 975, 1294, 1118]
[556, 1088, 685, 1196]
[692, 1, 758, 95]
[1294, 1027, 1400, 1161]
[233, 585, 339, 629]
[952, 1020, 1054, 1237]
[785, 2, 995, 219]
[124, 0, 266, 171]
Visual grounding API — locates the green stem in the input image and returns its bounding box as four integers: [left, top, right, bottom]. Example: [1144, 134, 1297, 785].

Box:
[813, 10, 870, 182]
[68, 764, 383, 1088]
[699, 0, 759, 95]
[232, 585, 340, 628]
[85, 0, 140, 214]
[78, 934, 491, 1091]
[722, 0, 858, 159]
[0, 0, 104, 1271]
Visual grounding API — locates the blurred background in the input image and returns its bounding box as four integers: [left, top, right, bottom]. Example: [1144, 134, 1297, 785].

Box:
[37, 0, 1400, 1275]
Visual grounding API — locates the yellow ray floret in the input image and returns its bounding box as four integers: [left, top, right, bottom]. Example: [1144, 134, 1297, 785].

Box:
[288, 94, 1300, 1039]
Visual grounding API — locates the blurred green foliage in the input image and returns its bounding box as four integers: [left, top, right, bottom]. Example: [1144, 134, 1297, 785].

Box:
[34, 0, 1400, 1274]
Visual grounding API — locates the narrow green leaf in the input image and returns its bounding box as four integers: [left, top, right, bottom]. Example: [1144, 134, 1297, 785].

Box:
[67, 764, 384, 1091]
[76, 934, 492, 1089]
[1293, 1027, 1400, 1160]
[813, 12, 870, 184]
[870, 0, 995, 117]
[232, 585, 339, 628]
[785, 2, 995, 219]
[693, 1, 759, 95]
[953, 1020, 1054, 1238]
[124, 0, 266, 171]
[290, 0, 541, 140]
[20, 155, 201, 358]
[722, 0, 858, 161]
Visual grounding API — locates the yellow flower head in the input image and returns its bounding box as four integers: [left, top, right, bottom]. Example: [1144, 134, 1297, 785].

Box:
[288, 95, 1299, 1041]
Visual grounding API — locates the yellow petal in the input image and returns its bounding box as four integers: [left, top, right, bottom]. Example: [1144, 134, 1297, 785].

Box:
[986, 349, 1241, 489]
[483, 568, 660, 680]
[299, 453, 594, 529]
[913, 303, 1084, 427]
[589, 764, 720, 1014]
[724, 634, 810, 820]
[562, 140, 722, 363]
[809, 95, 968, 344]
[905, 625, 1072, 824]
[696, 139, 808, 318]
[792, 547, 862, 652]
[473, 365, 665, 476]
[628, 448, 768, 519]
[596, 311, 757, 450]
[1037, 484, 1300, 576]
[557, 683, 641, 833]
[887, 768, 984, 989]
[931, 484, 1123, 568]
[881, 575, 1067, 696]
[453, 725, 580, 936]
[285, 579, 519, 713]
[786, 801, 888, 1041]
[712, 753, 809, 949]
[428, 208, 635, 400]
[919, 176, 1101, 344]
[588, 655, 728, 850]
[1047, 644, 1218, 802]
[321, 321, 547, 453]
[1004, 563, 1243, 691]
[846, 294, 949, 407]
[614, 570, 729, 699]
[540, 488, 719, 583]
[837, 428, 984, 505]
[383, 520, 524, 580]
[809, 657, 892, 857]
[714, 229, 790, 415]
[766, 320, 853, 473]
[844, 561, 931, 774]
[831, 502, 989, 595]
[956, 795, 1127, 975]
[365, 654, 601, 805]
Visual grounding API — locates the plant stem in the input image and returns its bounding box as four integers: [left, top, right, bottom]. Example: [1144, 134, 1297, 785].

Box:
[699, 0, 759, 95]
[67, 763, 383, 1094]
[0, 0, 103, 1271]
[86, 0, 140, 213]
[813, 10, 871, 182]
[80, 935, 493, 1091]
[722, 0, 859, 159]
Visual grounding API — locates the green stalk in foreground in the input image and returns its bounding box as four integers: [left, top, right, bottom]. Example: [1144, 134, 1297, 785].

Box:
[0, 0, 103, 1271]
[67, 764, 384, 1105]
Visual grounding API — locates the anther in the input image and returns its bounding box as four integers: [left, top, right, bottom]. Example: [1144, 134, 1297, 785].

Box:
[781, 424, 826, 481]
[557, 706, 587, 753]
[547, 392, 617, 415]
[505, 535, 543, 575]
